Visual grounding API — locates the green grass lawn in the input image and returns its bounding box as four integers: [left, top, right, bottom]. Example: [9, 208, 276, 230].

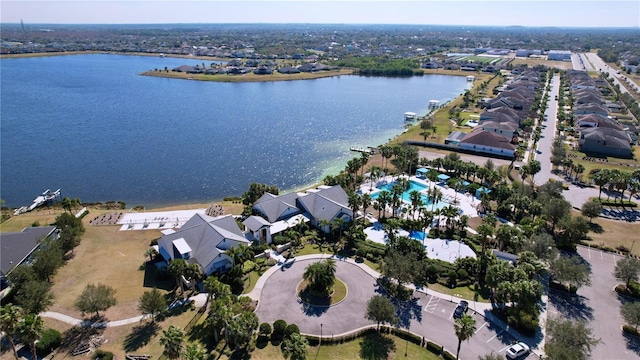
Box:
[428, 282, 491, 303]
[247, 332, 442, 360]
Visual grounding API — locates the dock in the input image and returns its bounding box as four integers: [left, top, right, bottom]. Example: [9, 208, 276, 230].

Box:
[350, 146, 376, 155]
[14, 189, 61, 215]
[404, 112, 418, 121]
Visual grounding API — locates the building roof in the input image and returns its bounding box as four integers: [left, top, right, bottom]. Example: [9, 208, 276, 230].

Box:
[253, 192, 302, 223]
[0, 226, 57, 276]
[575, 114, 623, 131]
[242, 215, 271, 232]
[445, 131, 468, 142]
[480, 121, 518, 132]
[158, 214, 249, 272]
[461, 129, 516, 150]
[575, 103, 609, 114]
[297, 185, 352, 223]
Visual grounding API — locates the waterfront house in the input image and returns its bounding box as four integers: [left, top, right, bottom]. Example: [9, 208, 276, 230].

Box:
[157, 214, 249, 275]
[1, 226, 58, 285]
[459, 128, 516, 158]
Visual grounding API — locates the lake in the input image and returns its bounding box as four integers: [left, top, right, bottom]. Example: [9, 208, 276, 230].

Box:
[1, 54, 471, 208]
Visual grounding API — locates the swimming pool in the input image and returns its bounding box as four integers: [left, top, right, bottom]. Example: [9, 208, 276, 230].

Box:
[371, 180, 446, 210]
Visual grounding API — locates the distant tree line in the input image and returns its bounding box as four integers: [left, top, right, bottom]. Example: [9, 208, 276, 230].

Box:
[332, 56, 422, 76]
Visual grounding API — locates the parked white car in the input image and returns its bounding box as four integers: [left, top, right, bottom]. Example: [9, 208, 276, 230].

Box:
[506, 342, 530, 359]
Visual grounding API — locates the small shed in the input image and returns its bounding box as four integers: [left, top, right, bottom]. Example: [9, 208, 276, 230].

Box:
[437, 174, 450, 182]
[428, 100, 440, 109]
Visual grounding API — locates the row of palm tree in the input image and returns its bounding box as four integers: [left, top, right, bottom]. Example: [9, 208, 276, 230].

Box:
[591, 168, 640, 203]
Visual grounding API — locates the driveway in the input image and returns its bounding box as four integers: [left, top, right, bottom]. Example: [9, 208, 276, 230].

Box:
[547, 246, 640, 359]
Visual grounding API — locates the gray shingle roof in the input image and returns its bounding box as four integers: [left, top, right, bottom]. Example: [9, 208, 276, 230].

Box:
[253, 192, 301, 223]
[242, 215, 271, 231]
[158, 214, 248, 273]
[1, 226, 57, 275]
[461, 129, 516, 150]
[297, 186, 352, 223]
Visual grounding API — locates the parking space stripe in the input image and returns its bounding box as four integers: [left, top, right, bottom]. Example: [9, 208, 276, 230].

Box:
[487, 330, 504, 342]
[475, 321, 488, 333]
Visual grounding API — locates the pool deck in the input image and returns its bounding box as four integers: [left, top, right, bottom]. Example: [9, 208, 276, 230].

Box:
[360, 175, 480, 220]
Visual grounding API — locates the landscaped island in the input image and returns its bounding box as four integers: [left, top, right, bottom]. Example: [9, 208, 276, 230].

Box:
[140, 67, 354, 82]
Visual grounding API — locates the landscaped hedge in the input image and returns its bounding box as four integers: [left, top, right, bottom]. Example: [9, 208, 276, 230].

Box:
[615, 283, 640, 299]
[91, 350, 114, 360]
[623, 325, 640, 336]
[599, 200, 638, 207]
[549, 280, 577, 294]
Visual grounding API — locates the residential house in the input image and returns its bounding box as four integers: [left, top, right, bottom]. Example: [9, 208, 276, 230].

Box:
[1, 226, 58, 283]
[575, 114, 623, 131]
[157, 214, 250, 275]
[478, 121, 518, 140]
[243, 215, 272, 244]
[579, 127, 632, 158]
[459, 128, 516, 158]
[574, 103, 609, 117]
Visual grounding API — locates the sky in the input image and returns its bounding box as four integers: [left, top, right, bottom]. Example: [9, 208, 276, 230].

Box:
[1, 0, 639, 28]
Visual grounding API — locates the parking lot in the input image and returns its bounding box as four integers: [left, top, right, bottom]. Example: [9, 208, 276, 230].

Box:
[406, 292, 539, 359]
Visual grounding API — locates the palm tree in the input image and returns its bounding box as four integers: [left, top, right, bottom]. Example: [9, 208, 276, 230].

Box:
[183, 343, 207, 360]
[208, 299, 233, 343]
[592, 169, 611, 200]
[377, 190, 392, 219]
[144, 247, 157, 263]
[361, 193, 373, 218]
[574, 163, 585, 183]
[167, 259, 188, 293]
[331, 217, 346, 240]
[408, 190, 423, 219]
[1, 304, 23, 359]
[17, 314, 43, 360]
[61, 197, 73, 213]
[303, 259, 336, 296]
[159, 325, 185, 360]
[454, 314, 477, 360]
[204, 276, 232, 305]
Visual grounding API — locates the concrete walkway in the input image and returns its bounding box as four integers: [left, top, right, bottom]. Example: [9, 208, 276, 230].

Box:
[39, 295, 201, 327]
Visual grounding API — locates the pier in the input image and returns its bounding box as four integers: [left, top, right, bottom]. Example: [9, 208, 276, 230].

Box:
[350, 146, 376, 155]
[14, 189, 61, 215]
[404, 112, 418, 121]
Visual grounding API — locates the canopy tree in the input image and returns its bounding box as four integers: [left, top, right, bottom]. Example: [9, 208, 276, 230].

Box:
[614, 257, 640, 287]
[365, 295, 397, 331]
[303, 259, 337, 297]
[138, 288, 166, 323]
[0, 304, 23, 359]
[74, 283, 117, 318]
[545, 317, 600, 360]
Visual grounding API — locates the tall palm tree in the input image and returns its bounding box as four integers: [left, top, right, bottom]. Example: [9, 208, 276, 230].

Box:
[1, 304, 23, 360]
[204, 276, 232, 305]
[159, 325, 185, 360]
[454, 314, 477, 360]
[378, 190, 392, 219]
[17, 314, 43, 360]
[408, 190, 423, 219]
[592, 169, 611, 200]
[208, 300, 233, 343]
[167, 259, 188, 293]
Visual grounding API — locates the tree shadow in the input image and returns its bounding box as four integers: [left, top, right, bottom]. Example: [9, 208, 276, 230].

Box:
[143, 262, 173, 290]
[548, 288, 594, 321]
[623, 330, 640, 356]
[187, 320, 209, 343]
[393, 296, 422, 329]
[359, 332, 396, 360]
[588, 222, 604, 234]
[59, 325, 102, 353]
[123, 322, 160, 352]
[298, 297, 329, 317]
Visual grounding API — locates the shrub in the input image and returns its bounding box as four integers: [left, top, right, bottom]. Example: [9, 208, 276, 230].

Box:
[505, 307, 539, 337]
[91, 350, 114, 360]
[35, 328, 62, 356]
[284, 324, 300, 339]
[456, 269, 469, 281]
[242, 260, 256, 274]
[259, 322, 272, 337]
[623, 325, 640, 336]
[272, 319, 287, 341]
[426, 341, 442, 354]
[446, 270, 458, 287]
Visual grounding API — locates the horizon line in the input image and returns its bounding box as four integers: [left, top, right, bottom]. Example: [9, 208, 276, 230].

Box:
[1, 22, 639, 29]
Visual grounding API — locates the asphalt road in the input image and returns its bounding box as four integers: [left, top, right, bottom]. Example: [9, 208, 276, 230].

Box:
[255, 258, 538, 359]
[547, 246, 640, 359]
[534, 73, 562, 187]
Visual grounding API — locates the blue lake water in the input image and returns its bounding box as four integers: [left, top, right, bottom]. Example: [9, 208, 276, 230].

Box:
[1, 54, 471, 208]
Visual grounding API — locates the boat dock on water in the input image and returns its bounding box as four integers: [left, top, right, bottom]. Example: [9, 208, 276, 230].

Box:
[350, 146, 377, 155]
[14, 189, 61, 215]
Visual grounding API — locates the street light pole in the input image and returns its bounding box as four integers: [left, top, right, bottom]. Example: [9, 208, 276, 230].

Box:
[320, 323, 323, 346]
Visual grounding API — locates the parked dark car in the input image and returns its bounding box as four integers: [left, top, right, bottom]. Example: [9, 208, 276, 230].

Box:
[453, 300, 469, 318]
